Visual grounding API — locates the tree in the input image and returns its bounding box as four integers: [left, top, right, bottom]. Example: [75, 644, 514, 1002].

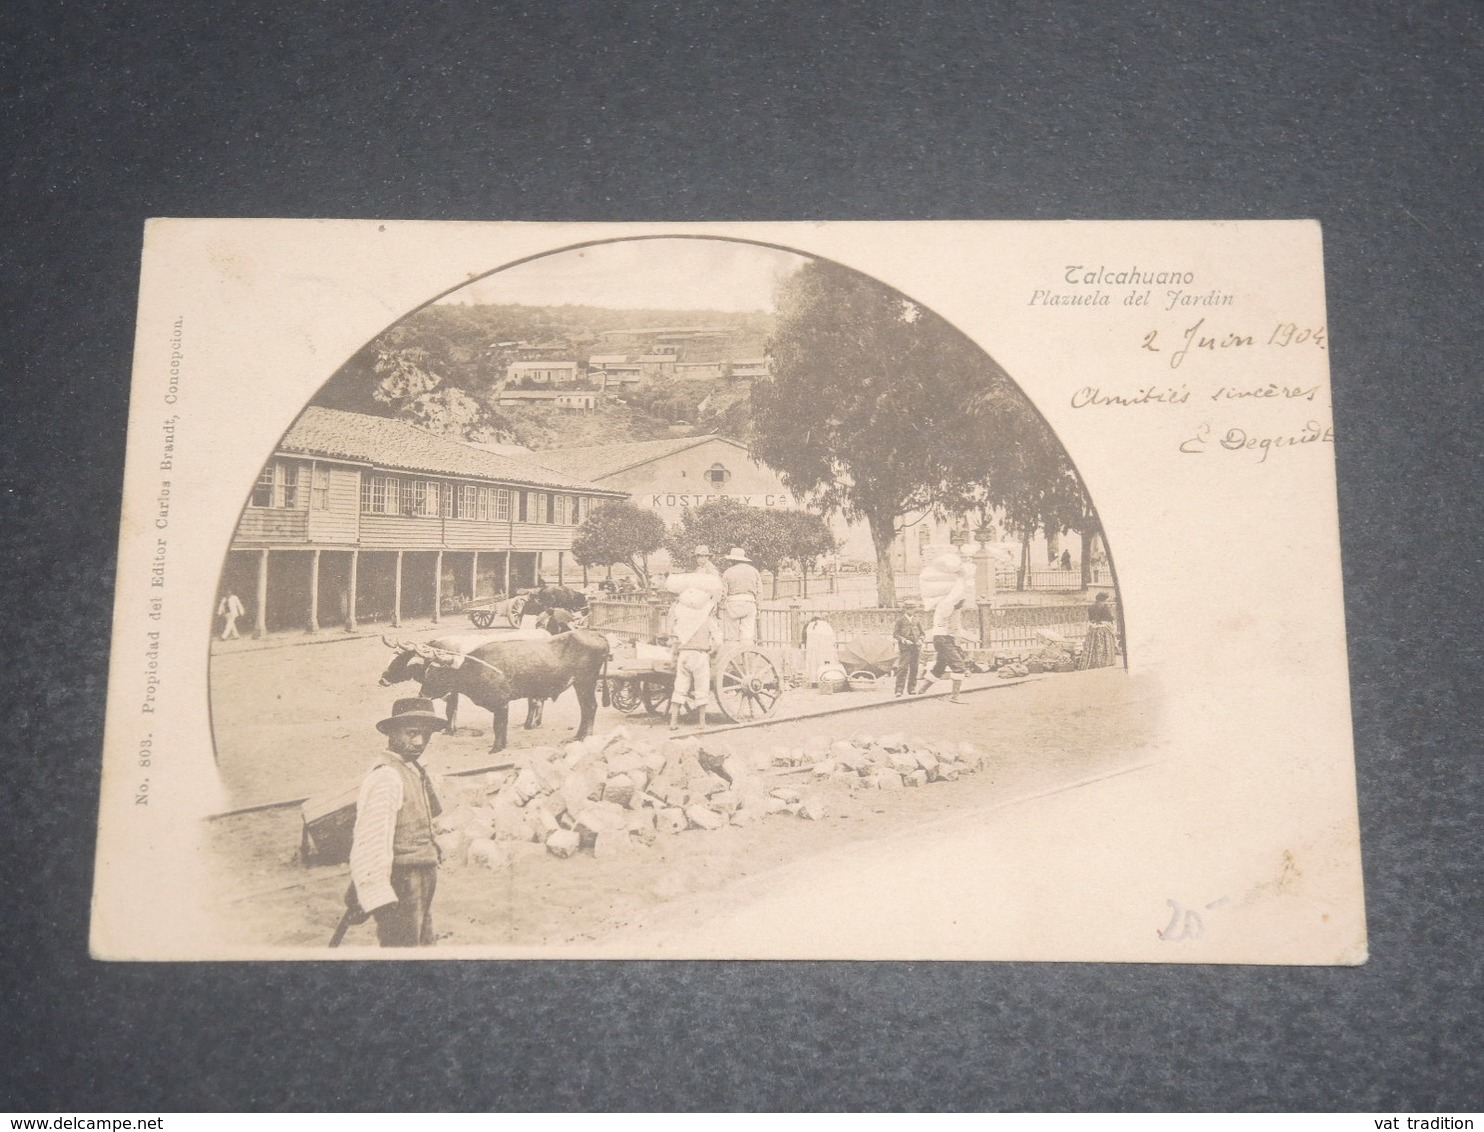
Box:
[571, 502, 666, 588]
[665, 498, 775, 571]
[960, 393, 1102, 591]
[754, 261, 1022, 606]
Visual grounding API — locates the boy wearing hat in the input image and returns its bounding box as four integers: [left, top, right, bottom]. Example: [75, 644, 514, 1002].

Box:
[348, 697, 447, 947]
[720, 546, 760, 645]
[693, 545, 720, 577]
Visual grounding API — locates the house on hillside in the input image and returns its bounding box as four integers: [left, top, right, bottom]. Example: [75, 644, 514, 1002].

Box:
[493, 389, 598, 411]
[516, 340, 571, 361]
[504, 360, 580, 387]
[222, 407, 626, 637]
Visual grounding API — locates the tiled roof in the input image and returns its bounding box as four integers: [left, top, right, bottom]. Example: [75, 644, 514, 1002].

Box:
[525, 434, 749, 482]
[280, 407, 624, 494]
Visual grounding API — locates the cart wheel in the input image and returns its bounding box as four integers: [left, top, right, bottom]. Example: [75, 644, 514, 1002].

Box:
[714, 648, 783, 723]
[506, 595, 527, 627]
[641, 683, 672, 718]
[470, 610, 495, 629]
[609, 680, 643, 715]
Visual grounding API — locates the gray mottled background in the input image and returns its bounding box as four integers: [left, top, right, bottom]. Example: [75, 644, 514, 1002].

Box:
[1, 0, 1479, 1112]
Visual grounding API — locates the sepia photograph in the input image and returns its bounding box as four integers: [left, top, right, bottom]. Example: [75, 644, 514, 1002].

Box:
[92, 220, 1364, 961]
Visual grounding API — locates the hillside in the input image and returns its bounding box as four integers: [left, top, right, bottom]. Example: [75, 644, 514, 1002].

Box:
[311, 302, 768, 449]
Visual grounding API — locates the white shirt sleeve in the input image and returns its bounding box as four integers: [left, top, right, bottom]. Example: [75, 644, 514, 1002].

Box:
[350, 766, 403, 913]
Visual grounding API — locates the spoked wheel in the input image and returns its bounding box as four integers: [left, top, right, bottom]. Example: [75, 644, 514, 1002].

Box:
[640, 681, 673, 718]
[609, 680, 643, 715]
[714, 647, 784, 723]
[469, 609, 495, 629]
[506, 594, 527, 627]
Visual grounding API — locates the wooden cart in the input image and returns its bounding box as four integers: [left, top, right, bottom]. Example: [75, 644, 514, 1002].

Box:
[604, 645, 784, 724]
[463, 593, 526, 629]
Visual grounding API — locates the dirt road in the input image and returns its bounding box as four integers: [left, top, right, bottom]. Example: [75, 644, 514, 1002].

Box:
[204, 666, 1161, 954]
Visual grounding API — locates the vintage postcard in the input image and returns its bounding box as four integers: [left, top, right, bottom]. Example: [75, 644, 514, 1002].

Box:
[92, 220, 1364, 961]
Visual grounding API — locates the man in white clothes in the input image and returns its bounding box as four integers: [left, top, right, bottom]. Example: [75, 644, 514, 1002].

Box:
[669, 588, 721, 730]
[720, 546, 761, 645]
[915, 592, 973, 704]
[217, 591, 245, 640]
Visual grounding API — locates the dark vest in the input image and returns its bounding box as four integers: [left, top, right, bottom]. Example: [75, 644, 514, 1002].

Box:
[376, 754, 442, 867]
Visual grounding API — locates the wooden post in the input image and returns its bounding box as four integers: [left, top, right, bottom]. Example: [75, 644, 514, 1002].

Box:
[307, 549, 320, 634]
[470, 551, 479, 601]
[254, 549, 269, 639]
[433, 550, 443, 624]
[392, 551, 403, 629]
[558, 551, 565, 586]
[503, 551, 512, 596]
[347, 550, 359, 631]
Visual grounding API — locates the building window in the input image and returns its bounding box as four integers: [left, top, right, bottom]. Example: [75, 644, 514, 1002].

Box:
[440, 482, 454, 518]
[361, 474, 403, 514]
[554, 494, 569, 525]
[253, 467, 275, 508]
[253, 461, 302, 508]
[497, 488, 512, 522]
[311, 466, 330, 510]
[705, 463, 730, 487]
[407, 480, 441, 518]
[458, 484, 478, 519]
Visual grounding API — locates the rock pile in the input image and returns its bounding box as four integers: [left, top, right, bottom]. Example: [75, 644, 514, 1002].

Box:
[434, 728, 796, 868]
[433, 727, 990, 869]
[767, 732, 989, 791]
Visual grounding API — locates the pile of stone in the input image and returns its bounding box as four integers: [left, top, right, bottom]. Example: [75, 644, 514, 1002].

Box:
[768, 732, 989, 791]
[434, 728, 815, 868]
[433, 727, 991, 869]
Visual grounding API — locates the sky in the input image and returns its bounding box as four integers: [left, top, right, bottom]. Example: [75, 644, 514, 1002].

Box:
[440, 237, 811, 312]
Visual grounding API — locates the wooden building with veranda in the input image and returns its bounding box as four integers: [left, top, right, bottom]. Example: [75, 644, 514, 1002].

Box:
[222, 407, 627, 637]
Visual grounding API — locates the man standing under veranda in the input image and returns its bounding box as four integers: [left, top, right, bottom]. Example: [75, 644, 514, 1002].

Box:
[217, 591, 244, 640]
[720, 546, 760, 645]
[348, 697, 446, 947]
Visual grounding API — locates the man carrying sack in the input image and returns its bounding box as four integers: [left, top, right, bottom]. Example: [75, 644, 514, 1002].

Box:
[344, 697, 447, 947]
[669, 588, 721, 730]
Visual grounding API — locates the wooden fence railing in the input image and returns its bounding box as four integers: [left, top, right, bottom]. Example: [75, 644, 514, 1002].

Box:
[589, 598, 1117, 670]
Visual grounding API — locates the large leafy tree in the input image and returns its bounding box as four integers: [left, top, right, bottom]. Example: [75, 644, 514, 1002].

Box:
[572, 502, 666, 588]
[754, 261, 1025, 606]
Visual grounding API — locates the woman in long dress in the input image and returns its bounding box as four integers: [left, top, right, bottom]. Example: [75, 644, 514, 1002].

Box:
[802, 616, 838, 685]
[1078, 592, 1119, 669]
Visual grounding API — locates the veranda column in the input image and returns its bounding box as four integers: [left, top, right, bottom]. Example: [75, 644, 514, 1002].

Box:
[432, 550, 443, 625]
[253, 549, 269, 639]
[470, 551, 479, 600]
[307, 549, 320, 634]
[346, 550, 359, 632]
[392, 551, 403, 629]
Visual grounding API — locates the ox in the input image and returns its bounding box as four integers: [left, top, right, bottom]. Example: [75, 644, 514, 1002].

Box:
[379, 630, 610, 753]
[521, 585, 590, 618]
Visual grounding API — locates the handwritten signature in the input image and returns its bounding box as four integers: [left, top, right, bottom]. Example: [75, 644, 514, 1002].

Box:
[1180, 421, 1335, 461]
